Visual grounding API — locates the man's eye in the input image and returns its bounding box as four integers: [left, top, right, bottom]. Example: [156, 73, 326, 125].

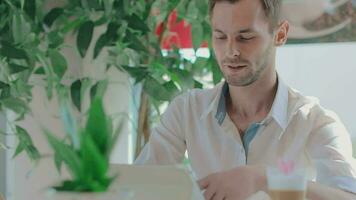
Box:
[215, 36, 226, 40]
[239, 36, 254, 41]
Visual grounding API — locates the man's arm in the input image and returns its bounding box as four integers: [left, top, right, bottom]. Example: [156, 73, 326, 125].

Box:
[134, 94, 187, 165]
[307, 181, 355, 200]
[198, 166, 356, 200]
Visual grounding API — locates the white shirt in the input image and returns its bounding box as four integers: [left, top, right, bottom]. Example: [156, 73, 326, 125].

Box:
[135, 78, 356, 193]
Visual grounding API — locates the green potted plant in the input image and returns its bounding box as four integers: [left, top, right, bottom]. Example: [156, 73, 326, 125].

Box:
[43, 92, 128, 200]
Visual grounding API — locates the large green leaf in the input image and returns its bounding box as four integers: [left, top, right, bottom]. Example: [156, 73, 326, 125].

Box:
[77, 21, 94, 58]
[24, 0, 36, 21]
[125, 14, 150, 34]
[93, 22, 120, 59]
[49, 49, 67, 79]
[0, 41, 28, 59]
[80, 132, 109, 181]
[70, 80, 81, 111]
[45, 131, 83, 180]
[12, 13, 31, 44]
[9, 63, 28, 74]
[43, 8, 64, 27]
[85, 98, 109, 156]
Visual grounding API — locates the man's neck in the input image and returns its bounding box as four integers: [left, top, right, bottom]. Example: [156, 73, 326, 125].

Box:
[227, 70, 278, 122]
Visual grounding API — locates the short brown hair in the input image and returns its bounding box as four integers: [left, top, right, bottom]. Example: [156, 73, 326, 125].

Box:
[209, 0, 282, 28]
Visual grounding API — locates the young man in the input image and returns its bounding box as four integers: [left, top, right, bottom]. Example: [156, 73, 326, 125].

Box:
[136, 0, 356, 199]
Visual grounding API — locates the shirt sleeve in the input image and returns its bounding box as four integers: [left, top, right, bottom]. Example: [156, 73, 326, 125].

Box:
[134, 94, 187, 165]
[307, 113, 356, 194]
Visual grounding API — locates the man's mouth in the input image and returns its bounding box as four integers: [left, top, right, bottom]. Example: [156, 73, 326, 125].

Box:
[225, 64, 247, 69]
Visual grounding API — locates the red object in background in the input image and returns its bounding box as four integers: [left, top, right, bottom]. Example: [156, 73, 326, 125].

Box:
[155, 11, 208, 49]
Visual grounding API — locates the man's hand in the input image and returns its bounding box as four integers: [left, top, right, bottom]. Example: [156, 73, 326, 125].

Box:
[198, 165, 266, 200]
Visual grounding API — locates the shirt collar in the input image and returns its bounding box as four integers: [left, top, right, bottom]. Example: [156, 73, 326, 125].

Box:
[201, 76, 289, 130]
[269, 77, 289, 130]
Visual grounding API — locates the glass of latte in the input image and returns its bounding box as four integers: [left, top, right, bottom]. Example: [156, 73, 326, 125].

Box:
[266, 166, 307, 200]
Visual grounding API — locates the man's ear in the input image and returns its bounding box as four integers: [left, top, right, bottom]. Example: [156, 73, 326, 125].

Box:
[274, 20, 289, 46]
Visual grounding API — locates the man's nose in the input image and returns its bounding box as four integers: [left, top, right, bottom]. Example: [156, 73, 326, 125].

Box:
[226, 40, 241, 58]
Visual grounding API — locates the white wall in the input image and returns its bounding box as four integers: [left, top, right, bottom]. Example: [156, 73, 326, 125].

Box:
[276, 42, 356, 139]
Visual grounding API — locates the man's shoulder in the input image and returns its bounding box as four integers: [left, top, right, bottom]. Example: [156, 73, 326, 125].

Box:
[288, 88, 342, 128]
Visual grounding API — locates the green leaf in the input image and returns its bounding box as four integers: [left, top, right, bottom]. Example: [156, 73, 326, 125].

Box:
[86, 0, 102, 10]
[169, 68, 194, 90]
[103, 0, 114, 17]
[49, 49, 67, 79]
[90, 82, 98, 102]
[14, 141, 26, 158]
[1, 98, 29, 114]
[26, 145, 41, 161]
[0, 81, 9, 89]
[43, 8, 64, 27]
[0, 41, 28, 59]
[34, 67, 45, 75]
[70, 80, 81, 111]
[61, 17, 86, 34]
[12, 13, 31, 44]
[9, 63, 28, 74]
[48, 31, 64, 49]
[91, 80, 108, 100]
[121, 65, 149, 84]
[194, 80, 203, 89]
[59, 92, 79, 149]
[77, 21, 94, 58]
[143, 76, 173, 101]
[168, 0, 180, 10]
[125, 14, 150, 33]
[191, 23, 203, 50]
[123, 31, 147, 53]
[54, 151, 63, 173]
[93, 33, 109, 59]
[186, 1, 199, 21]
[45, 131, 83, 180]
[108, 118, 124, 154]
[0, 86, 11, 100]
[210, 56, 223, 85]
[80, 132, 108, 180]
[195, 0, 208, 17]
[163, 80, 180, 99]
[13, 126, 40, 161]
[24, 0, 36, 21]
[85, 98, 109, 156]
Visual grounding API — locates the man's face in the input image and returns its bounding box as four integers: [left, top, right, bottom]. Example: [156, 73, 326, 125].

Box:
[211, 0, 277, 86]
